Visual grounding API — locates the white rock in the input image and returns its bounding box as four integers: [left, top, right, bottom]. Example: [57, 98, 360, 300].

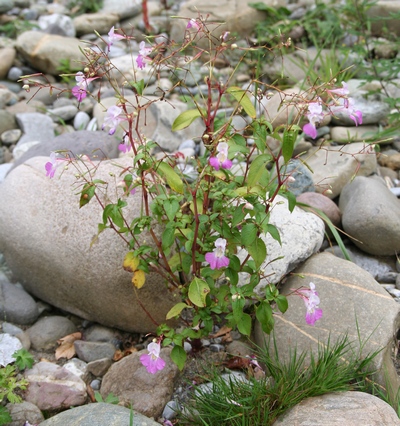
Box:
[0, 333, 23, 366]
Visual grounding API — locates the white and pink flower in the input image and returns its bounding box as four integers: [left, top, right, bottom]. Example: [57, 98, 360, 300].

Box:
[205, 238, 230, 270]
[139, 341, 166, 374]
[297, 282, 323, 326]
[209, 142, 232, 171]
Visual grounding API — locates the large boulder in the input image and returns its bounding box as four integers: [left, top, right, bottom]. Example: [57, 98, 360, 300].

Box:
[0, 156, 177, 333]
[254, 252, 400, 400]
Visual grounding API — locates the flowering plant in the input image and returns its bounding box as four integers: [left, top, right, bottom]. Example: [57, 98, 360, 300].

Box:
[24, 17, 365, 372]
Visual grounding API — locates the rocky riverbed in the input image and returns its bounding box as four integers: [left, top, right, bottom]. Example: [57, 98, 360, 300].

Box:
[1, 0, 400, 425]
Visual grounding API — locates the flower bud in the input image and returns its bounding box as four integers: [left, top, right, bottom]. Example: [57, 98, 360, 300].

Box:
[231, 43, 238, 49]
[22, 84, 30, 92]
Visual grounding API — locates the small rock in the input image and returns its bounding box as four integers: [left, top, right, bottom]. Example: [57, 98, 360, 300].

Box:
[162, 400, 179, 420]
[38, 13, 76, 38]
[0, 333, 22, 366]
[90, 378, 101, 390]
[73, 12, 119, 37]
[209, 343, 225, 352]
[284, 159, 315, 196]
[63, 358, 88, 381]
[330, 125, 380, 143]
[74, 340, 116, 363]
[1, 128, 21, 146]
[26, 316, 77, 351]
[47, 105, 79, 123]
[297, 192, 341, 227]
[379, 152, 400, 171]
[86, 358, 112, 377]
[15, 112, 55, 147]
[226, 340, 253, 357]
[6, 401, 44, 426]
[73, 111, 91, 130]
[0, 47, 16, 80]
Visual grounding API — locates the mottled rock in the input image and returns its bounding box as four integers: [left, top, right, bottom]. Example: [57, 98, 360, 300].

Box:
[254, 252, 400, 400]
[274, 391, 400, 425]
[238, 195, 325, 292]
[0, 334, 22, 366]
[284, 159, 315, 196]
[40, 403, 160, 426]
[0, 157, 178, 333]
[24, 362, 87, 411]
[26, 316, 77, 351]
[339, 176, 400, 255]
[303, 142, 377, 198]
[101, 348, 179, 418]
[38, 13, 76, 37]
[6, 401, 45, 426]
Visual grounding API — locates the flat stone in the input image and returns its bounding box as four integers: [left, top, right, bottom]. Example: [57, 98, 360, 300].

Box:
[73, 12, 119, 36]
[330, 125, 380, 143]
[297, 192, 341, 227]
[39, 403, 160, 426]
[274, 391, 400, 425]
[254, 252, 400, 400]
[379, 152, 400, 170]
[74, 340, 116, 363]
[101, 0, 142, 19]
[15, 112, 55, 146]
[6, 401, 45, 426]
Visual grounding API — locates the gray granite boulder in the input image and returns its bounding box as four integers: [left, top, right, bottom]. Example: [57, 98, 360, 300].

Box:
[0, 156, 177, 333]
[40, 403, 160, 426]
[274, 391, 400, 425]
[255, 252, 400, 400]
[339, 176, 400, 255]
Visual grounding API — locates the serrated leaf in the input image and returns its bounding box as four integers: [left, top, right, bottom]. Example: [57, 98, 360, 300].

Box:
[132, 269, 146, 289]
[157, 161, 183, 194]
[247, 237, 267, 269]
[188, 277, 210, 307]
[171, 345, 187, 371]
[166, 303, 192, 320]
[256, 302, 274, 334]
[226, 86, 256, 118]
[172, 109, 204, 131]
[247, 154, 270, 188]
[123, 252, 140, 272]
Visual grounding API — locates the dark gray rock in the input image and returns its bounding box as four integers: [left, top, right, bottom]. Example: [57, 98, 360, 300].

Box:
[0, 280, 38, 325]
[284, 159, 315, 196]
[74, 340, 116, 363]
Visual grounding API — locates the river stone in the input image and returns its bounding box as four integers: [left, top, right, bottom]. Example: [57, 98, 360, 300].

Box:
[297, 192, 341, 227]
[101, 347, 179, 418]
[369, 1, 400, 37]
[11, 130, 120, 171]
[101, 0, 142, 19]
[0, 110, 17, 135]
[302, 142, 377, 198]
[73, 12, 119, 36]
[0, 156, 177, 333]
[379, 152, 400, 171]
[40, 403, 160, 426]
[238, 195, 325, 292]
[93, 96, 204, 153]
[0, 47, 16, 80]
[38, 13, 76, 38]
[24, 362, 87, 411]
[16, 31, 86, 75]
[0, 280, 39, 325]
[274, 391, 400, 425]
[254, 252, 400, 400]
[330, 125, 380, 143]
[6, 401, 45, 426]
[339, 176, 400, 256]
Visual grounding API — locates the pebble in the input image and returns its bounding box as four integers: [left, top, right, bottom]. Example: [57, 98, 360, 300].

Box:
[1, 128, 21, 145]
[74, 340, 116, 362]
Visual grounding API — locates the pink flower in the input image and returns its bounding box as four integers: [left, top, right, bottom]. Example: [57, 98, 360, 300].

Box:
[45, 152, 61, 178]
[209, 142, 232, 171]
[118, 134, 132, 153]
[136, 41, 153, 70]
[297, 282, 323, 326]
[330, 97, 363, 126]
[302, 99, 325, 139]
[327, 81, 349, 96]
[186, 18, 200, 30]
[102, 105, 123, 135]
[140, 341, 166, 374]
[71, 72, 98, 102]
[107, 26, 125, 52]
[205, 238, 230, 270]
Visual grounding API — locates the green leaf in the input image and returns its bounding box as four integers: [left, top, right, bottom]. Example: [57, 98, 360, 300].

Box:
[188, 277, 210, 307]
[103, 203, 125, 228]
[267, 224, 281, 245]
[247, 237, 267, 269]
[131, 79, 145, 95]
[237, 313, 252, 336]
[0, 406, 12, 424]
[79, 182, 96, 208]
[247, 154, 270, 188]
[12, 349, 34, 370]
[226, 86, 256, 118]
[166, 303, 192, 320]
[286, 190, 297, 213]
[171, 345, 187, 371]
[157, 161, 184, 194]
[241, 223, 258, 247]
[164, 199, 180, 221]
[161, 226, 175, 251]
[172, 109, 204, 131]
[256, 302, 275, 334]
[282, 126, 300, 163]
[276, 295, 288, 313]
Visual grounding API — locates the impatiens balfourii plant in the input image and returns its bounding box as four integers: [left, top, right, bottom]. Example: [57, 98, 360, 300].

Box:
[31, 17, 366, 373]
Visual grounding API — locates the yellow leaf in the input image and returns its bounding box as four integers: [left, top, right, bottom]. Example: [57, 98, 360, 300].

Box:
[132, 269, 146, 289]
[123, 252, 140, 272]
[55, 332, 82, 360]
